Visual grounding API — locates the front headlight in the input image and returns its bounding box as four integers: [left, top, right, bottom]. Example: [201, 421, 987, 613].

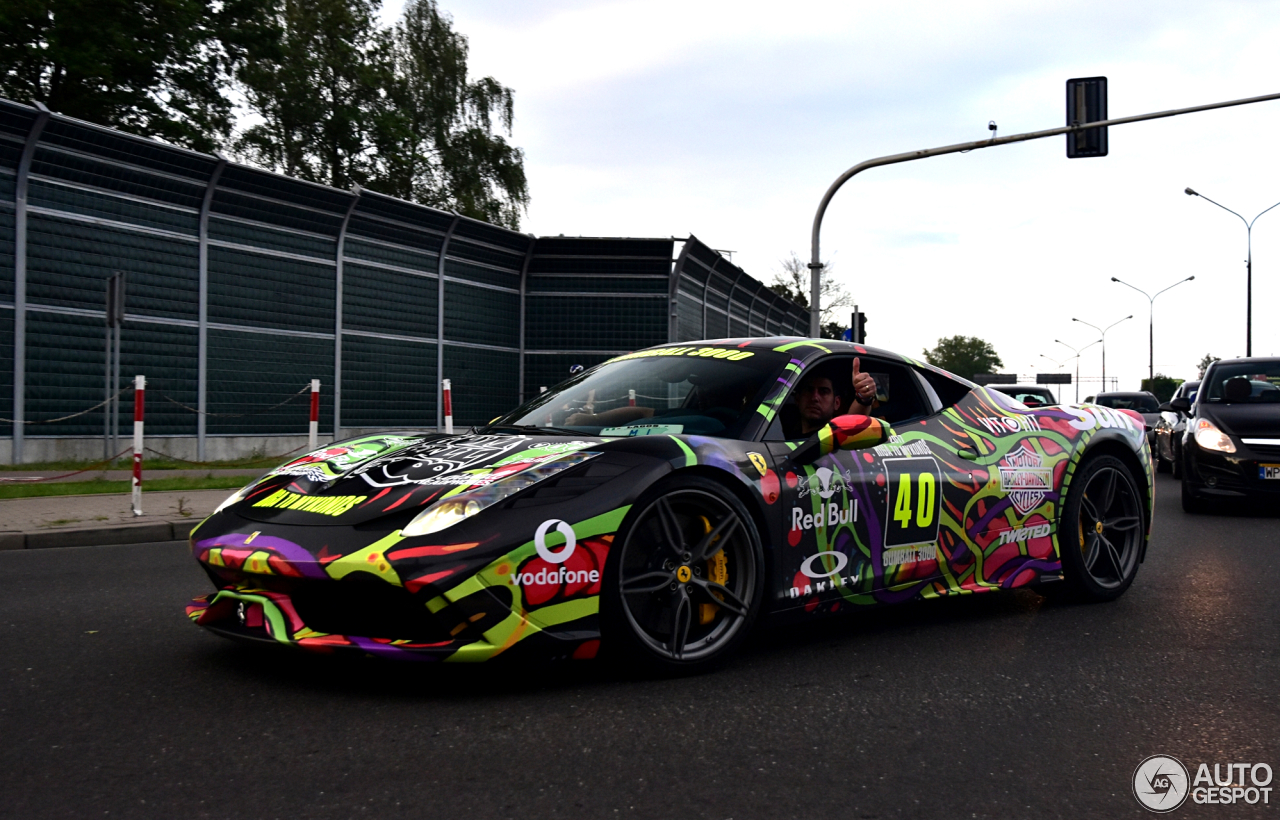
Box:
[401, 452, 598, 537]
[1193, 418, 1236, 453]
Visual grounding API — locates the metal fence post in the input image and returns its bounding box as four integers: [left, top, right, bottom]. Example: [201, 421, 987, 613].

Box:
[12, 103, 50, 464]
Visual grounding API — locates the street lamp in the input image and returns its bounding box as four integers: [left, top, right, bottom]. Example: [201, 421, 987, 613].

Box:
[1054, 339, 1102, 402]
[1110, 275, 1195, 385]
[1072, 315, 1131, 392]
[1185, 187, 1280, 356]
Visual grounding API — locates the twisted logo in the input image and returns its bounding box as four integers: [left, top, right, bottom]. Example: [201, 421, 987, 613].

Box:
[1133, 755, 1190, 813]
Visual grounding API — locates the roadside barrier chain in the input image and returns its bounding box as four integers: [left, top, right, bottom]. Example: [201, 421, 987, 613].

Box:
[154, 383, 312, 418]
[143, 442, 309, 468]
[0, 386, 130, 425]
[0, 448, 133, 483]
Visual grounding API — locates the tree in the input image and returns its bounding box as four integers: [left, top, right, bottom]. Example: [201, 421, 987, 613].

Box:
[923, 336, 1004, 381]
[0, 0, 269, 152]
[234, 0, 386, 189]
[769, 253, 852, 339]
[1141, 374, 1183, 403]
[234, 0, 528, 227]
[1197, 354, 1220, 379]
[369, 0, 528, 227]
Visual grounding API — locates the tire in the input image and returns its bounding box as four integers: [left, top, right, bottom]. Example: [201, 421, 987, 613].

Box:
[1058, 455, 1145, 602]
[1170, 441, 1183, 479]
[1180, 477, 1205, 514]
[601, 475, 765, 675]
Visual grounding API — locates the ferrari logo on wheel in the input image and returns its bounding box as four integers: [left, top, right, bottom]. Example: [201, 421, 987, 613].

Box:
[676, 566, 692, 583]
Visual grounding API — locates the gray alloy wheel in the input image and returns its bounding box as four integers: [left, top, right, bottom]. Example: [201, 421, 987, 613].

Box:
[606, 478, 763, 673]
[1059, 455, 1145, 601]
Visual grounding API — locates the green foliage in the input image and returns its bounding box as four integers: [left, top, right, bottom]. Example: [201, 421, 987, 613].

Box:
[235, 0, 386, 189]
[0, 475, 249, 500]
[0, 0, 529, 227]
[370, 0, 528, 227]
[235, 0, 528, 227]
[1141, 374, 1183, 402]
[923, 335, 1004, 381]
[0, 0, 270, 151]
[1197, 353, 1220, 379]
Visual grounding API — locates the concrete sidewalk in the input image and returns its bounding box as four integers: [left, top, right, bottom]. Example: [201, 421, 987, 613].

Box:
[0, 488, 235, 550]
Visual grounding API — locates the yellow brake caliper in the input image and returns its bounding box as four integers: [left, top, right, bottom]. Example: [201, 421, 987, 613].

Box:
[698, 515, 729, 624]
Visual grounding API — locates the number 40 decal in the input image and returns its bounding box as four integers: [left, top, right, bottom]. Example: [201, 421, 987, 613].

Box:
[883, 457, 943, 548]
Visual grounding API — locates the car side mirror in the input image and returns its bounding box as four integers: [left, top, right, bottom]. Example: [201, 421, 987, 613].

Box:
[788, 414, 893, 466]
[1158, 402, 1173, 412]
[1170, 397, 1191, 414]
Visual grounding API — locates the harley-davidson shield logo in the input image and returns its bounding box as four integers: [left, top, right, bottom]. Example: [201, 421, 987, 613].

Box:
[998, 443, 1052, 516]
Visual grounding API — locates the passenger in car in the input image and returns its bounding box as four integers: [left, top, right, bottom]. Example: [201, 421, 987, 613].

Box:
[792, 358, 879, 437]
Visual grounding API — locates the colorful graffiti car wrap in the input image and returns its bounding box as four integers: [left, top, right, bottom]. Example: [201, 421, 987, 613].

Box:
[187, 337, 1154, 665]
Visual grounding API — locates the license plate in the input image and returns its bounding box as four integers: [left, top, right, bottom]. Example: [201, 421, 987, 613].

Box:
[1260, 464, 1280, 480]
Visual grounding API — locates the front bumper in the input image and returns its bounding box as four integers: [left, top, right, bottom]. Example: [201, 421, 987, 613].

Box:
[1183, 440, 1280, 500]
[186, 585, 601, 662]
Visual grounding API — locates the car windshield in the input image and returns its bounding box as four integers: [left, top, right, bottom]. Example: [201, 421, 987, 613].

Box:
[1096, 394, 1160, 412]
[1203, 363, 1280, 404]
[492, 346, 790, 437]
[992, 387, 1055, 407]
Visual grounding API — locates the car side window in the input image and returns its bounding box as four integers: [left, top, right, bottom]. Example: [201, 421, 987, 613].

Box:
[763, 356, 931, 441]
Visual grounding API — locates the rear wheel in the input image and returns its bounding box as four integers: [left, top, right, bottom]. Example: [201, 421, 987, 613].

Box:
[602, 476, 764, 675]
[1059, 455, 1144, 601]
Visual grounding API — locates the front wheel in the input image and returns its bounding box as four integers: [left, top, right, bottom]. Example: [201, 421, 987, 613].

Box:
[601, 476, 764, 675]
[1059, 455, 1145, 601]
[1180, 477, 1204, 514]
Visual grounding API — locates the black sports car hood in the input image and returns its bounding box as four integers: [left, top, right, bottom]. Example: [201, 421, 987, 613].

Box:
[230, 432, 611, 527]
[1199, 402, 1280, 438]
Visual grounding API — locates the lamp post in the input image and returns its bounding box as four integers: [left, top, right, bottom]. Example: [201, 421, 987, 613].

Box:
[1055, 338, 1102, 402]
[1072, 316, 1131, 392]
[1185, 188, 1280, 357]
[1110, 275, 1195, 385]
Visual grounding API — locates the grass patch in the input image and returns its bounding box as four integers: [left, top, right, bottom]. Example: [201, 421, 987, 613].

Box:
[2, 453, 300, 472]
[0, 475, 249, 499]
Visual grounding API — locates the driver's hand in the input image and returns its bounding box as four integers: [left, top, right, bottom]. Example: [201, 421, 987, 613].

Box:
[852, 357, 876, 407]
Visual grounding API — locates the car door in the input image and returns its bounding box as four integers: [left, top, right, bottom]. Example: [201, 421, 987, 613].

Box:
[762, 355, 947, 612]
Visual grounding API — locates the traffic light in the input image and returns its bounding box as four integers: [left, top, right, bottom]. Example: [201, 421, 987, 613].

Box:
[850, 311, 867, 344]
[1066, 76, 1108, 158]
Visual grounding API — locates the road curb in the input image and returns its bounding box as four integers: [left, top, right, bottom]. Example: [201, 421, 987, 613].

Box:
[1, 520, 200, 550]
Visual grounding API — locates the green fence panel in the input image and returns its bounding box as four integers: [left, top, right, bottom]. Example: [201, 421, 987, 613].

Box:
[340, 334, 436, 429]
[207, 329, 333, 437]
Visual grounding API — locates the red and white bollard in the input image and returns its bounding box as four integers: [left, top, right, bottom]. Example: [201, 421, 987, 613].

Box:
[131, 375, 145, 517]
[629, 389, 636, 407]
[308, 379, 320, 451]
[442, 378, 454, 434]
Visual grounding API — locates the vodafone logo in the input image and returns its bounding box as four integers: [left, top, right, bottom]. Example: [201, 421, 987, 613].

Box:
[511, 520, 600, 589]
[534, 519, 577, 563]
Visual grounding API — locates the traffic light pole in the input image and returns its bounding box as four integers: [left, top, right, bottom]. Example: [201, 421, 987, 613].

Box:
[807, 90, 1280, 338]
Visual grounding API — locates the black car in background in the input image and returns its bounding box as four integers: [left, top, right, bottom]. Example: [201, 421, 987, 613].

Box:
[1083, 392, 1162, 451]
[987, 384, 1057, 407]
[1154, 380, 1200, 475]
[1176, 358, 1280, 512]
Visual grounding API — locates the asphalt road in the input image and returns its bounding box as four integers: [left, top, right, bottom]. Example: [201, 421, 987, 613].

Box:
[2, 472, 1277, 819]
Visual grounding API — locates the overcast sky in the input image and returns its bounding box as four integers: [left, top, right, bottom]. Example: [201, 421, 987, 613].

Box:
[385, 0, 1280, 394]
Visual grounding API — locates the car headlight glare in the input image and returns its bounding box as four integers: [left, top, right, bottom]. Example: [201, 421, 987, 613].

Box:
[401, 453, 598, 537]
[214, 483, 256, 515]
[1193, 418, 1235, 453]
